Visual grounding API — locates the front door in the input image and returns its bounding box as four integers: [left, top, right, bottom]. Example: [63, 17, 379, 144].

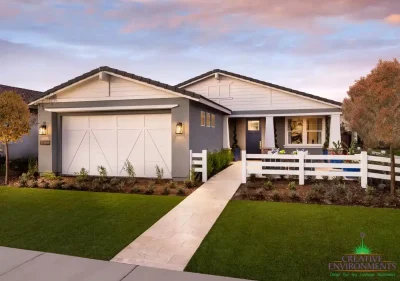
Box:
[246, 119, 261, 154]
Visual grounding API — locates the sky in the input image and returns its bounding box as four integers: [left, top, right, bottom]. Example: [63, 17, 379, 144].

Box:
[0, 0, 399, 102]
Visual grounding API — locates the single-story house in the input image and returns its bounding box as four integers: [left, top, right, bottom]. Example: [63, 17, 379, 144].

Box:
[0, 84, 42, 159]
[29, 67, 342, 180]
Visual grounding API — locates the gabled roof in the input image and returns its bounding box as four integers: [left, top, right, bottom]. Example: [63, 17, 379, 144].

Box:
[176, 69, 342, 107]
[0, 84, 43, 104]
[29, 66, 231, 114]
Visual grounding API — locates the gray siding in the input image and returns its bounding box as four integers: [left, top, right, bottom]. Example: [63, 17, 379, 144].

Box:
[275, 117, 324, 154]
[6, 114, 38, 159]
[189, 100, 224, 153]
[38, 98, 191, 179]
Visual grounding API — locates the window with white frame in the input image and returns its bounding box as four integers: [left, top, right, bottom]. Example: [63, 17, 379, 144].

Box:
[286, 117, 324, 146]
[201, 111, 205, 126]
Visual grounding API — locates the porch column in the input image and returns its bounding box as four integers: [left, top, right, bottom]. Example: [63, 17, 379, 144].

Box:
[264, 116, 275, 149]
[329, 113, 341, 148]
[223, 115, 230, 149]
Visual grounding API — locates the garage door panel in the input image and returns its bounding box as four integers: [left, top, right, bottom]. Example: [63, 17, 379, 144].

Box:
[62, 130, 89, 174]
[117, 129, 144, 176]
[90, 130, 117, 175]
[89, 116, 116, 130]
[117, 115, 144, 129]
[62, 114, 171, 178]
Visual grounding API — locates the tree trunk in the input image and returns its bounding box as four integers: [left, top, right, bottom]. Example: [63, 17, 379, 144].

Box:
[390, 145, 395, 196]
[5, 142, 9, 185]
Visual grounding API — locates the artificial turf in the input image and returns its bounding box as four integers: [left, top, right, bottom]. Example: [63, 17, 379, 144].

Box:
[186, 200, 400, 281]
[0, 187, 182, 260]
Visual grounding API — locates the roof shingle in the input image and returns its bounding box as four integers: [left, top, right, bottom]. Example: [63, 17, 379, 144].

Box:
[0, 84, 43, 104]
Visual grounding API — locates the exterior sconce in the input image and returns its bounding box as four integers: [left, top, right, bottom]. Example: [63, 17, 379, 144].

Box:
[175, 122, 183, 134]
[39, 122, 47, 135]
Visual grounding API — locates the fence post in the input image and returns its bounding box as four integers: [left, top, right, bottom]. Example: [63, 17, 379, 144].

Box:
[360, 151, 368, 188]
[189, 150, 193, 180]
[298, 151, 305, 185]
[202, 150, 208, 182]
[241, 150, 247, 184]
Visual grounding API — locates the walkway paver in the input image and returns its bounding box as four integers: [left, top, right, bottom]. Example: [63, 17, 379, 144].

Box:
[0, 246, 250, 281]
[112, 162, 242, 271]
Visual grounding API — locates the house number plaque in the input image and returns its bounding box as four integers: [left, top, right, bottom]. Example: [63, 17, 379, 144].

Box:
[40, 140, 51, 145]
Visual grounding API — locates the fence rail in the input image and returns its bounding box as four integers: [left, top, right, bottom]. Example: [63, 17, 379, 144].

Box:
[190, 150, 207, 182]
[241, 150, 400, 187]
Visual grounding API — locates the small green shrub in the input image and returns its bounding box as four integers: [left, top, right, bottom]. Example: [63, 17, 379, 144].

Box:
[131, 186, 141, 194]
[40, 182, 50, 189]
[123, 160, 136, 178]
[312, 183, 326, 195]
[155, 165, 164, 183]
[28, 180, 38, 188]
[41, 172, 58, 180]
[332, 176, 344, 184]
[110, 177, 120, 186]
[363, 195, 375, 206]
[365, 185, 376, 196]
[384, 196, 399, 207]
[249, 174, 257, 182]
[169, 180, 177, 189]
[27, 157, 38, 178]
[62, 183, 74, 190]
[255, 190, 265, 200]
[76, 181, 88, 191]
[288, 181, 296, 191]
[162, 187, 170, 196]
[263, 181, 273, 190]
[288, 175, 297, 181]
[289, 190, 300, 201]
[97, 165, 108, 179]
[184, 180, 193, 188]
[325, 188, 339, 203]
[75, 168, 89, 182]
[271, 190, 280, 201]
[346, 191, 355, 204]
[50, 180, 63, 189]
[306, 176, 317, 184]
[306, 189, 322, 202]
[145, 180, 155, 195]
[18, 173, 29, 187]
[177, 187, 186, 196]
[207, 149, 233, 178]
[101, 183, 112, 192]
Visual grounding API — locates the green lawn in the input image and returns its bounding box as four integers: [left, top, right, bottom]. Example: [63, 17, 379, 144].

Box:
[0, 187, 182, 260]
[186, 201, 400, 281]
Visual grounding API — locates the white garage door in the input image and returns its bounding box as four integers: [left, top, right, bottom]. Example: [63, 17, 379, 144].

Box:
[62, 114, 172, 178]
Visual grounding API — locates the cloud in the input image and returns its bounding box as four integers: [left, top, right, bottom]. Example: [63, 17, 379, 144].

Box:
[385, 14, 400, 24]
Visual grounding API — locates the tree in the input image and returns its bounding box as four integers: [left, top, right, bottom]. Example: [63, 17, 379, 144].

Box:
[343, 59, 400, 195]
[0, 91, 31, 185]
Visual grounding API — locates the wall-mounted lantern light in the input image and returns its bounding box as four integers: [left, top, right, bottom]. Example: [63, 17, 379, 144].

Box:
[39, 122, 47, 135]
[175, 122, 183, 134]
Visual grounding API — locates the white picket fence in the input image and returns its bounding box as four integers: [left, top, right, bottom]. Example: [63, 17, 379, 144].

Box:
[241, 151, 400, 188]
[189, 150, 208, 182]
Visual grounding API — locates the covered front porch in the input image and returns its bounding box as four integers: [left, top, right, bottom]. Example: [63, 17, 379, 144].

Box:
[222, 112, 342, 155]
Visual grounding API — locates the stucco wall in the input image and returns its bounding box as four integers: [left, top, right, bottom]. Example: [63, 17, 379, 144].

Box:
[38, 98, 191, 179]
[189, 100, 224, 153]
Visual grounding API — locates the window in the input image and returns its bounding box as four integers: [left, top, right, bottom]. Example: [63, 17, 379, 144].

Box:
[211, 114, 215, 128]
[286, 117, 324, 146]
[206, 113, 211, 127]
[248, 120, 260, 131]
[201, 111, 205, 126]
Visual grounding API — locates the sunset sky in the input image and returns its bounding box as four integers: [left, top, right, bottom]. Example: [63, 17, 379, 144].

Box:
[0, 0, 399, 102]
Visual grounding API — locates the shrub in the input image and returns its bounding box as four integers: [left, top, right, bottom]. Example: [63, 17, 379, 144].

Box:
[365, 185, 376, 196]
[241, 187, 249, 199]
[131, 186, 141, 194]
[27, 157, 38, 178]
[255, 190, 265, 200]
[162, 187, 170, 196]
[288, 181, 296, 191]
[110, 177, 120, 186]
[145, 180, 155, 195]
[325, 188, 339, 203]
[75, 168, 89, 182]
[332, 176, 344, 184]
[306, 189, 322, 202]
[177, 187, 186, 196]
[384, 196, 399, 207]
[76, 181, 88, 191]
[249, 174, 257, 182]
[322, 176, 329, 181]
[312, 183, 326, 195]
[271, 190, 280, 201]
[207, 149, 233, 178]
[41, 172, 58, 180]
[288, 175, 297, 181]
[289, 190, 300, 201]
[28, 180, 38, 188]
[184, 180, 194, 188]
[18, 173, 29, 187]
[62, 183, 74, 190]
[263, 181, 273, 190]
[97, 166, 107, 180]
[50, 180, 63, 189]
[346, 191, 355, 204]
[155, 165, 164, 183]
[101, 183, 112, 192]
[40, 182, 50, 189]
[169, 180, 177, 189]
[91, 178, 102, 191]
[306, 176, 317, 184]
[363, 195, 375, 206]
[123, 160, 136, 178]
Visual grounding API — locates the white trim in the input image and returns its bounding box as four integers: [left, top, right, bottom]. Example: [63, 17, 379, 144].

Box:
[28, 73, 100, 105]
[45, 104, 179, 113]
[229, 112, 341, 118]
[179, 72, 341, 109]
[285, 116, 326, 146]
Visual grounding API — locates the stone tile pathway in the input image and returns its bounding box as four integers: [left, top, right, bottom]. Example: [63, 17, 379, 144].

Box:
[112, 162, 242, 271]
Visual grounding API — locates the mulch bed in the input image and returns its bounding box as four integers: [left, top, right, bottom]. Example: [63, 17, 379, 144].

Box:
[233, 177, 400, 208]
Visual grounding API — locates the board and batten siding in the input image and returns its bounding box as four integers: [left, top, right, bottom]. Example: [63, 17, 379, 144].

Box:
[52, 76, 176, 101]
[184, 75, 336, 111]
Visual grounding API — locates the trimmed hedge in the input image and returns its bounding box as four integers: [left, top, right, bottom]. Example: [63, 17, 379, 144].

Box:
[207, 149, 233, 178]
